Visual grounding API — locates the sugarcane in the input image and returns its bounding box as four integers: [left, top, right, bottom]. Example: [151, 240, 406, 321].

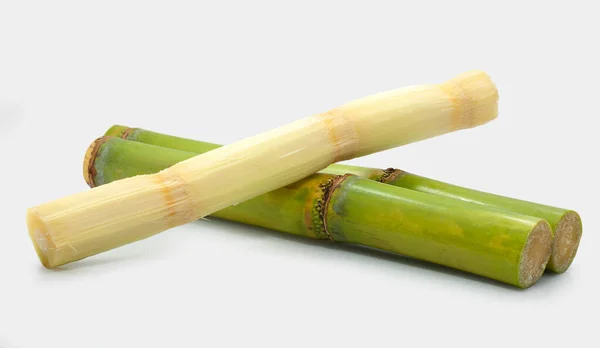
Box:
[103, 126, 582, 273]
[27, 70, 499, 268]
[84, 136, 552, 288]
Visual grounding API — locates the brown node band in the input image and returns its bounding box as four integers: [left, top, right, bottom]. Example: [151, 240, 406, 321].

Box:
[378, 168, 405, 183]
[317, 174, 353, 241]
[120, 127, 137, 140]
[83, 136, 113, 188]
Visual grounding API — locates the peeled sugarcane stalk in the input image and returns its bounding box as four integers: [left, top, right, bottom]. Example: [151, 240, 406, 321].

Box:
[84, 137, 551, 288]
[104, 126, 582, 273]
[27, 70, 499, 268]
[27, 71, 498, 268]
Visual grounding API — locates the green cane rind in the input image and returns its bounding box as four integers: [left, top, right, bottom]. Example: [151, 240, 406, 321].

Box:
[320, 164, 383, 180]
[325, 176, 552, 288]
[104, 125, 130, 138]
[209, 173, 335, 240]
[106, 125, 221, 153]
[388, 172, 581, 273]
[84, 137, 197, 187]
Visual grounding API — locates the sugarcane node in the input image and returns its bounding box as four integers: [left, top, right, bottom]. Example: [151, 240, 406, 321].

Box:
[312, 181, 330, 240]
[317, 110, 360, 162]
[317, 174, 353, 241]
[379, 168, 405, 183]
[83, 136, 113, 188]
[120, 127, 137, 140]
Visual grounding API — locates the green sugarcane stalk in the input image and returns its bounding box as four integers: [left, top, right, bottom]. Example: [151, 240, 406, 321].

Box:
[84, 136, 553, 288]
[103, 125, 582, 273]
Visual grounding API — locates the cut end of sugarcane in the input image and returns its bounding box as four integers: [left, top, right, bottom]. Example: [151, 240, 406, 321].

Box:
[27, 172, 197, 269]
[83, 136, 112, 188]
[26, 208, 53, 268]
[441, 70, 499, 129]
[548, 211, 582, 273]
[518, 220, 553, 288]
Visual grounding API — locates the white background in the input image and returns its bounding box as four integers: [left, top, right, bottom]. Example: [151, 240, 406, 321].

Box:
[1, 1, 598, 347]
